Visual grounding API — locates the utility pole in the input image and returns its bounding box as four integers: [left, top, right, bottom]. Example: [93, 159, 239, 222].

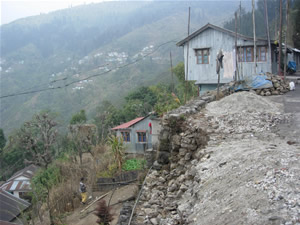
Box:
[235, 11, 240, 81]
[239, 1, 243, 78]
[278, 0, 283, 76]
[283, 0, 289, 81]
[264, 0, 272, 73]
[185, 7, 191, 104]
[252, 0, 257, 74]
[169, 51, 174, 93]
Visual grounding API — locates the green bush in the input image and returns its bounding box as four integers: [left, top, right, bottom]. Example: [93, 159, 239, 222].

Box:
[122, 158, 146, 171]
[97, 162, 118, 178]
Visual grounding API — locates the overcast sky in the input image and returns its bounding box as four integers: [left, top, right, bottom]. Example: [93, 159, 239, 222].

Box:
[0, 0, 106, 25]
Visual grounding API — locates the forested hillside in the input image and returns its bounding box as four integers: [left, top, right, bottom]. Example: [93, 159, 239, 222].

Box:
[224, 0, 300, 46]
[0, 1, 243, 135]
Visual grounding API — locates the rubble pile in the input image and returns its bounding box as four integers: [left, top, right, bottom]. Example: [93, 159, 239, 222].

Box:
[132, 89, 299, 225]
[206, 91, 283, 115]
[255, 74, 290, 96]
[206, 91, 292, 135]
[208, 112, 292, 135]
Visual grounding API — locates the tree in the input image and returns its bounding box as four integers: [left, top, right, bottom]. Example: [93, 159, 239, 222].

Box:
[70, 109, 87, 125]
[107, 135, 125, 172]
[31, 165, 61, 225]
[172, 62, 197, 102]
[19, 112, 58, 168]
[0, 128, 6, 151]
[94, 101, 121, 141]
[125, 86, 157, 107]
[69, 124, 97, 164]
[292, 0, 300, 48]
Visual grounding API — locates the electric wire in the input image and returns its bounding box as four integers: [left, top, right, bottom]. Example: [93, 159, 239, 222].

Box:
[0, 39, 178, 99]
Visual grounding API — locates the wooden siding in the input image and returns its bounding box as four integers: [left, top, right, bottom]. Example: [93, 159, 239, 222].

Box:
[116, 117, 152, 154]
[183, 28, 273, 84]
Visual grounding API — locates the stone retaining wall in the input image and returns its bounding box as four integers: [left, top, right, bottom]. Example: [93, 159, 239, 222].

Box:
[131, 84, 233, 224]
[154, 83, 232, 170]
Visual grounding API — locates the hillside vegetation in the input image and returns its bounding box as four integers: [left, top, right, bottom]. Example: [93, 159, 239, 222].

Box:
[0, 1, 241, 135]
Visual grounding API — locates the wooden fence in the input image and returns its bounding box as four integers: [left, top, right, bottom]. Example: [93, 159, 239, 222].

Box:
[92, 171, 139, 192]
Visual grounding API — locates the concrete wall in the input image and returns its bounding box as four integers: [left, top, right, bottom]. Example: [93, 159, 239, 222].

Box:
[182, 28, 273, 84]
[199, 84, 218, 95]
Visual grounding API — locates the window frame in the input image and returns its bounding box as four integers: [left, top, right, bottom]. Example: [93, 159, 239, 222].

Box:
[137, 131, 147, 143]
[237, 46, 268, 62]
[195, 48, 210, 64]
[121, 131, 130, 142]
[258, 46, 267, 62]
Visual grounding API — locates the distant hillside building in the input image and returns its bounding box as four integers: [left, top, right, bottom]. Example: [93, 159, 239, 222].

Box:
[177, 23, 300, 94]
[1, 165, 39, 200]
[112, 115, 161, 154]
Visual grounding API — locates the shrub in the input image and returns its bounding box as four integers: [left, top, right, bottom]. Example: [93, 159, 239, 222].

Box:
[94, 200, 114, 225]
[122, 158, 146, 171]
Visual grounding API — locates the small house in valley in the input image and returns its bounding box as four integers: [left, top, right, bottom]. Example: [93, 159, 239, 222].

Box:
[112, 115, 160, 154]
[0, 165, 39, 200]
[177, 23, 284, 94]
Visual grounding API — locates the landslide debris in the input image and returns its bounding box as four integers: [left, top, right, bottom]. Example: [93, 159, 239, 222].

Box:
[132, 91, 300, 225]
[206, 91, 283, 115]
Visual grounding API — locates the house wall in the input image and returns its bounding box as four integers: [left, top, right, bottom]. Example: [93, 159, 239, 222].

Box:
[150, 118, 161, 150]
[116, 117, 152, 154]
[13, 191, 20, 198]
[183, 28, 273, 85]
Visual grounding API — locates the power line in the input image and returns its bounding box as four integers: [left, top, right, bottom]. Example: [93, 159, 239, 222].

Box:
[0, 39, 178, 99]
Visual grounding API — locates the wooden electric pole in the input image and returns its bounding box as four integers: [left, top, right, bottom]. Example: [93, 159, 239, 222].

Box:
[278, 0, 283, 76]
[283, 0, 289, 81]
[264, 0, 272, 73]
[239, 1, 243, 78]
[185, 7, 191, 104]
[252, 0, 257, 74]
[235, 11, 240, 81]
[169, 51, 174, 93]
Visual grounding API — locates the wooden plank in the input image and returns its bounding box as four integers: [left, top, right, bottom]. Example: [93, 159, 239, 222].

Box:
[80, 192, 109, 213]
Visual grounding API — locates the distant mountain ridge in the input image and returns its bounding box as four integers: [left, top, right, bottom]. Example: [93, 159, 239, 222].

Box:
[0, 1, 244, 135]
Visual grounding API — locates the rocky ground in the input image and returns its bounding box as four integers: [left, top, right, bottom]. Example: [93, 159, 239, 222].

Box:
[132, 90, 300, 225]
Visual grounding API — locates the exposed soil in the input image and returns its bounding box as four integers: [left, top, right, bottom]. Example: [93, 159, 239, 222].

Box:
[64, 184, 138, 225]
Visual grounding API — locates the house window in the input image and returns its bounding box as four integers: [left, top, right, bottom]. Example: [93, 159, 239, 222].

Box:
[195, 49, 209, 64]
[238, 46, 267, 62]
[258, 46, 267, 61]
[137, 132, 146, 142]
[121, 131, 130, 142]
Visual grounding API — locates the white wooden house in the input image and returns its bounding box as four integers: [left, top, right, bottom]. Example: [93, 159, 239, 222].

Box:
[177, 23, 280, 94]
[0, 165, 39, 200]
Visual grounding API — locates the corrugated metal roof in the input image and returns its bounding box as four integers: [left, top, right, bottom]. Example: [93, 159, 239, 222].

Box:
[7, 165, 39, 182]
[0, 220, 19, 225]
[177, 23, 272, 46]
[0, 190, 30, 222]
[112, 117, 145, 130]
[2, 180, 31, 192]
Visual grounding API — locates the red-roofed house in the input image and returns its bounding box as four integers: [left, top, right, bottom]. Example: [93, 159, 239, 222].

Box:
[112, 115, 160, 154]
[0, 165, 39, 200]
